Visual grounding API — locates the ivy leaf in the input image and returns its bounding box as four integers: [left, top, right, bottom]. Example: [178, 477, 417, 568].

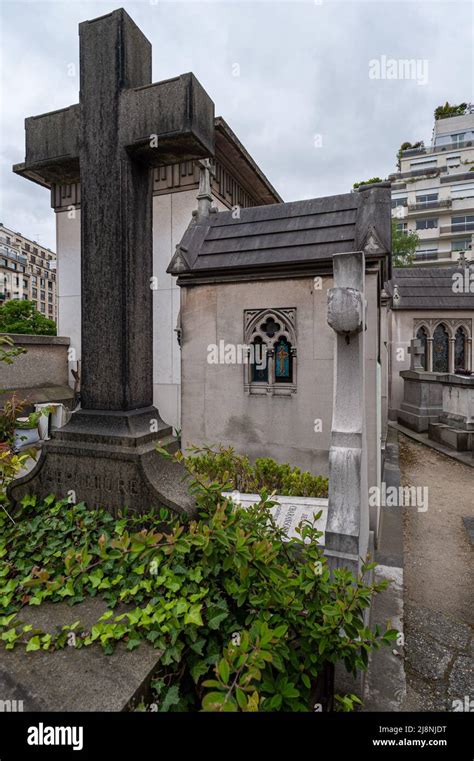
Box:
[160, 685, 180, 712]
[26, 636, 41, 652]
[184, 604, 203, 627]
[207, 610, 228, 630]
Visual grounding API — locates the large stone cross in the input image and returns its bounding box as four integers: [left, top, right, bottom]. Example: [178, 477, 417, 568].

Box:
[17, 7, 214, 410]
[10, 8, 214, 514]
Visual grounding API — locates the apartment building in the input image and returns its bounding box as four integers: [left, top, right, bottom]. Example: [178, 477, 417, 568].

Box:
[0, 223, 57, 321]
[389, 106, 474, 265]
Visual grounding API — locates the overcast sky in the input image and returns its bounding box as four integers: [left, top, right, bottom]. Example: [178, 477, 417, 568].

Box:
[0, 0, 472, 251]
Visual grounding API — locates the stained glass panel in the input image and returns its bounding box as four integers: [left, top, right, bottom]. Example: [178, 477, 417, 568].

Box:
[274, 338, 292, 382]
[455, 328, 466, 370]
[432, 324, 449, 373]
[251, 337, 268, 382]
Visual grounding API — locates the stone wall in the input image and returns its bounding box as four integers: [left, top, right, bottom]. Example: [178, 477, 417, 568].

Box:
[180, 272, 381, 502]
[388, 309, 473, 419]
[0, 333, 70, 392]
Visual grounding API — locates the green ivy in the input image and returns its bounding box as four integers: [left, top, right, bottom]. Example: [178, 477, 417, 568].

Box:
[0, 467, 397, 712]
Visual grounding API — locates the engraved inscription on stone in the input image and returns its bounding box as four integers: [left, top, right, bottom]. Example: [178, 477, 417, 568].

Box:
[223, 492, 328, 543]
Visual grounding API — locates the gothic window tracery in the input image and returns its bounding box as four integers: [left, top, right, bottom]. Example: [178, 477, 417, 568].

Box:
[244, 308, 297, 395]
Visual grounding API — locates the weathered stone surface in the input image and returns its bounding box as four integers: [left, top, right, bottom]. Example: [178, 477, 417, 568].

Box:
[405, 631, 453, 682]
[10, 409, 194, 515]
[0, 600, 161, 712]
[447, 655, 474, 706]
[10, 8, 214, 515]
[405, 604, 472, 652]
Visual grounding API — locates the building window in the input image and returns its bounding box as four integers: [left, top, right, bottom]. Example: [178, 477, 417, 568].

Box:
[40, 303, 45, 313]
[416, 218, 438, 230]
[451, 183, 474, 200]
[32, 288, 37, 298]
[48, 281, 53, 290]
[396, 222, 408, 232]
[452, 215, 474, 233]
[410, 159, 437, 170]
[432, 324, 449, 373]
[415, 193, 438, 207]
[452, 239, 471, 252]
[244, 308, 297, 395]
[391, 197, 407, 209]
[415, 248, 438, 261]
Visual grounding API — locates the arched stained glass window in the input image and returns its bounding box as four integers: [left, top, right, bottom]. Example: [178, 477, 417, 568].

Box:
[244, 308, 297, 393]
[274, 337, 293, 383]
[455, 327, 466, 370]
[416, 326, 428, 370]
[251, 336, 268, 382]
[432, 324, 449, 373]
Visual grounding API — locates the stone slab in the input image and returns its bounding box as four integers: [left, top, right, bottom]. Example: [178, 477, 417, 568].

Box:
[223, 492, 328, 543]
[0, 599, 161, 712]
[428, 422, 473, 452]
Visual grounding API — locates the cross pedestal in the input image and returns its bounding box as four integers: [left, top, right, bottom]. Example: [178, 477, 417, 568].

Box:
[9, 8, 215, 515]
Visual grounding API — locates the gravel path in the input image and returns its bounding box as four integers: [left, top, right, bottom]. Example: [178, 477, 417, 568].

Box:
[399, 435, 473, 711]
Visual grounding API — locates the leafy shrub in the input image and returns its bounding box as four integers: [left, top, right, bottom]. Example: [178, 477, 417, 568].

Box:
[184, 445, 328, 498]
[434, 101, 467, 120]
[0, 468, 396, 712]
[352, 177, 383, 189]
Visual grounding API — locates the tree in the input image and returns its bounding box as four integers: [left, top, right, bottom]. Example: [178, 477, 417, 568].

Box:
[0, 300, 56, 336]
[391, 219, 419, 268]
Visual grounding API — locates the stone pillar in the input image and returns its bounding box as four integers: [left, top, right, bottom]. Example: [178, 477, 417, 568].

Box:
[449, 337, 456, 374]
[467, 338, 472, 371]
[325, 251, 369, 577]
[427, 338, 433, 372]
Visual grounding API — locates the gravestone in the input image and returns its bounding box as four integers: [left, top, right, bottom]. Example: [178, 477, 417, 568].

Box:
[408, 338, 425, 371]
[224, 492, 328, 543]
[9, 8, 215, 514]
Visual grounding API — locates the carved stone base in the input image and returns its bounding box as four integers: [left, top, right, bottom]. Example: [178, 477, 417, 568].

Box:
[8, 407, 195, 516]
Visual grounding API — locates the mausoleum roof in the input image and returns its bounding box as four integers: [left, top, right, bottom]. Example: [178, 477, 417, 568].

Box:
[168, 185, 391, 284]
[386, 267, 474, 310]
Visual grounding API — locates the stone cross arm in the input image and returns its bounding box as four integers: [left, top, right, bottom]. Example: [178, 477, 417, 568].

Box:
[16, 72, 214, 186]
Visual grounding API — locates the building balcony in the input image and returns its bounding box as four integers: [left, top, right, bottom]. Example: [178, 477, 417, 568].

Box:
[0, 244, 28, 265]
[401, 140, 474, 158]
[389, 166, 447, 182]
[407, 199, 452, 213]
[440, 224, 474, 236]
